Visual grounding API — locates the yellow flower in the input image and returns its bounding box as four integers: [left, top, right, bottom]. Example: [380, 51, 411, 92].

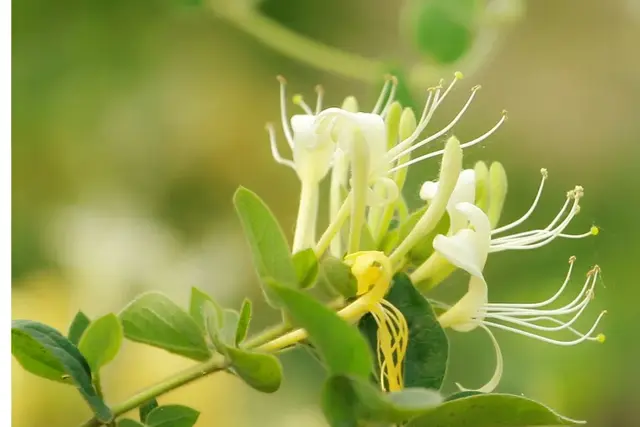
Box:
[344, 251, 408, 392]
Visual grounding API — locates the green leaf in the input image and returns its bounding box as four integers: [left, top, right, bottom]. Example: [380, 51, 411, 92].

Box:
[139, 398, 159, 423]
[360, 274, 449, 390]
[146, 405, 200, 427]
[233, 187, 298, 305]
[235, 299, 252, 346]
[320, 256, 358, 299]
[189, 286, 223, 333]
[292, 248, 319, 289]
[444, 390, 482, 401]
[220, 309, 240, 346]
[118, 419, 146, 427]
[406, 393, 584, 427]
[271, 284, 373, 379]
[68, 311, 91, 345]
[77, 313, 123, 371]
[11, 320, 112, 422]
[322, 375, 442, 426]
[120, 292, 211, 361]
[226, 346, 283, 393]
[407, 0, 479, 64]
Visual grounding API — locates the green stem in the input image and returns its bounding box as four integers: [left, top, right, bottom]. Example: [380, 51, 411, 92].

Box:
[212, 6, 385, 83]
[80, 354, 229, 427]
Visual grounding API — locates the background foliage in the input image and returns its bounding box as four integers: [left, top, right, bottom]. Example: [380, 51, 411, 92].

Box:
[12, 0, 640, 426]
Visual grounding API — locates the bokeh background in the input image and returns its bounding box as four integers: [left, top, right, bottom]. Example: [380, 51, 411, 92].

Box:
[12, 0, 640, 426]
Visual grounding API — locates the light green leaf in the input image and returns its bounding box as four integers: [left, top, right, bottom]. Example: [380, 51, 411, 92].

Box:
[322, 375, 442, 426]
[406, 393, 584, 427]
[292, 248, 319, 289]
[233, 187, 298, 305]
[189, 286, 223, 333]
[360, 274, 449, 390]
[319, 256, 358, 299]
[406, 0, 479, 64]
[11, 320, 113, 422]
[67, 311, 91, 345]
[271, 284, 373, 379]
[120, 292, 211, 361]
[78, 313, 123, 371]
[227, 346, 283, 393]
[139, 398, 159, 423]
[220, 309, 240, 347]
[146, 405, 200, 427]
[235, 299, 252, 346]
[118, 419, 146, 427]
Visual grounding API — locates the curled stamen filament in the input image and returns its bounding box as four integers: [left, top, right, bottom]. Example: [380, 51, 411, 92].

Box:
[371, 300, 409, 392]
[388, 112, 507, 174]
[491, 169, 548, 235]
[277, 76, 294, 148]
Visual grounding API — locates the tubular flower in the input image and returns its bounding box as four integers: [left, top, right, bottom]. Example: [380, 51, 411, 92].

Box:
[343, 251, 409, 392]
[432, 202, 604, 392]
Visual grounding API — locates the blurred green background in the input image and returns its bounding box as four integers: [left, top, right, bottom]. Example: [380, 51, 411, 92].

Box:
[12, 0, 640, 426]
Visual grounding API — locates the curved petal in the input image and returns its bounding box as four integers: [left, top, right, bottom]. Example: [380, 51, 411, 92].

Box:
[438, 275, 488, 331]
[291, 114, 335, 183]
[433, 230, 485, 278]
[420, 170, 476, 233]
[455, 324, 503, 393]
[419, 181, 439, 201]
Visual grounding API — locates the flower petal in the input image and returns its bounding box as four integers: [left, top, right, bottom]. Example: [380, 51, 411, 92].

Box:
[291, 114, 335, 183]
[433, 230, 485, 278]
[438, 275, 488, 331]
[455, 324, 503, 393]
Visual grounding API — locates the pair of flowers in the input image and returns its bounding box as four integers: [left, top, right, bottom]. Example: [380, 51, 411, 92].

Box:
[265, 74, 603, 393]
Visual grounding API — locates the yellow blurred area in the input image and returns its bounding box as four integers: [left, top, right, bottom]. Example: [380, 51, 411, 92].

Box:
[12, 0, 640, 426]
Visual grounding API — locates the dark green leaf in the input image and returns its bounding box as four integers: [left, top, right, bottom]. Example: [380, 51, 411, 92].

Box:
[235, 299, 252, 346]
[320, 256, 358, 299]
[406, 393, 583, 427]
[360, 274, 449, 390]
[189, 286, 223, 333]
[78, 313, 123, 371]
[139, 398, 159, 423]
[67, 311, 91, 345]
[120, 292, 211, 361]
[293, 248, 319, 289]
[146, 405, 200, 427]
[407, 0, 479, 64]
[118, 419, 146, 427]
[233, 187, 298, 305]
[11, 320, 112, 422]
[226, 347, 283, 393]
[271, 284, 373, 379]
[322, 375, 442, 426]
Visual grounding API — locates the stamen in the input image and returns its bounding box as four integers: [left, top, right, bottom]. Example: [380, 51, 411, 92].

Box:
[490, 195, 573, 243]
[491, 169, 548, 235]
[371, 76, 392, 115]
[277, 75, 294, 148]
[387, 73, 464, 160]
[265, 123, 295, 169]
[487, 256, 576, 309]
[388, 85, 483, 163]
[514, 316, 602, 341]
[388, 111, 507, 174]
[292, 94, 314, 115]
[314, 85, 324, 115]
[485, 266, 599, 317]
[558, 226, 599, 239]
[483, 310, 606, 346]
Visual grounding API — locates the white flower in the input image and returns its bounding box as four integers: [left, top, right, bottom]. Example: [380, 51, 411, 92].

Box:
[434, 201, 604, 392]
[420, 168, 476, 233]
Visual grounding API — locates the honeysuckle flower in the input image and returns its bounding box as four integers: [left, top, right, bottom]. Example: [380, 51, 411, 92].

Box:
[434, 257, 606, 393]
[420, 168, 476, 233]
[266, 77, 336, 252]
[429, 200, 603, 392]
[259, 251, 409, 393]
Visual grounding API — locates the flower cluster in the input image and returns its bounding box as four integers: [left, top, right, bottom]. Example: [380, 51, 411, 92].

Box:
[267, 74, 603, 393]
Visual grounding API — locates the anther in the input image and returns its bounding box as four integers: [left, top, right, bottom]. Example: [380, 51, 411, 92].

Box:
[590, 226, 599, 236]
[540, 168, 548, 178]
[471, 84, 482, 92]
[276, 75, 287, 84]
[454, 71, 464, 80]
[569, 255, 577, 263]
